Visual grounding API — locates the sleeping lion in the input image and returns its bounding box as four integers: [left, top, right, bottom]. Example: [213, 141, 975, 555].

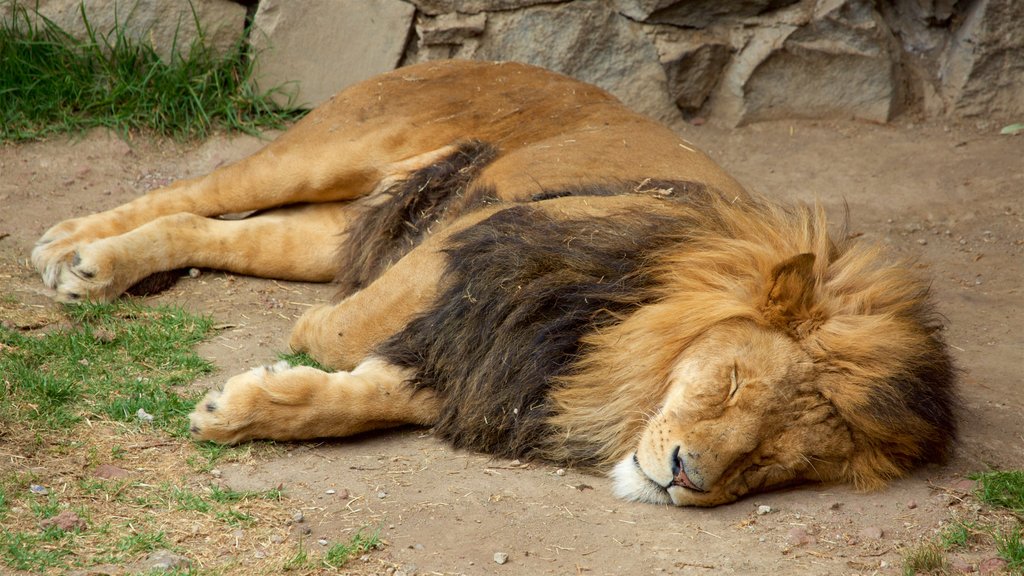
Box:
[32, 60, 958, 506]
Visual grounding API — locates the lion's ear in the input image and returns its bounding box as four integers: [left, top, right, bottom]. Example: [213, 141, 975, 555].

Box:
[763, 253, 817, 331]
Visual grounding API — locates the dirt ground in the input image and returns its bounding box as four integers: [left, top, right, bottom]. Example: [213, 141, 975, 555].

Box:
[0, 119, 1021, 575]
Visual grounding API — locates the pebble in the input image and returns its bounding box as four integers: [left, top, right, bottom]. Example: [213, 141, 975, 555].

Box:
[377, 491, 388, 499]
[210, 468, 222, 478]
[494, 552, 509, 565]
[325, 489, 336, 495]
[29, 484, 48, 495]
[756, 505, 772, 515]
[979, 558, 1007, 575]
[906, 500, 918, 509]
[292, 511, 305, 524]
[317, 538, 329, 546]
[413, 543, 424, 550]
[134, 549, 191, 571]
[136, 408, 154, 423]
[555, 469, 565, 476]
[188, 268, 201, 278]
[858, 526, 884, 540]
[787, 527, 816, 546]
[337, 488, 350, 499]
[39, 510, 87, 532]
[92, 327, 116, 343]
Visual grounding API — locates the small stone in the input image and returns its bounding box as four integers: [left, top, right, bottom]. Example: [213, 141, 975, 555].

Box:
[317, 538, 329, 546]
[210, 469, 222, 478]
[78, 358, 90, 366]
[94, 464, 130, 480]
[337, 488, 350, 499]
[880, 560, 890, 569]
[270, 535, 285, 544]
[39, 510, 87, 532]
[756, 505, 772, 515]
[494, 552, 509, 565]
[859, 526, 884, 540]
[292, 511, 305, 523]
[231, 529, 245, 540]
[413, 543, 424, 550]
[377, 491, 387, 499]
[979, 558, 1007, 575]
[300, 526, 312, 535]
[92, 327, 116, 343]
[510, 459, 521, 466]
[136, 408, 154, 423]
[188, 268, 201, 278]
[917, 238, 928, 245]
[325, 489, 336, 495]
[950, 479, 976, 493]
[29, 484, 48, 495]
[254, 550, 266, 559]
[135, 549, 191, 571]
[555, 469, 565, 476]
[787, 527, 816, 546]
[906, 500, 918, 509]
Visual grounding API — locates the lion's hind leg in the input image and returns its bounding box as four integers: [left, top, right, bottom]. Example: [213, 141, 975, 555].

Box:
[188, 357, 440, 444]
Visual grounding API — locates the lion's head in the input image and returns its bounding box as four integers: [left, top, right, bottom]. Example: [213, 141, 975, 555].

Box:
[548, 199, 958, 506]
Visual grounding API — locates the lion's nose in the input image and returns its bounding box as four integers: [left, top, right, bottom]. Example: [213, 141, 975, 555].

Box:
[670, 446, 706, 492]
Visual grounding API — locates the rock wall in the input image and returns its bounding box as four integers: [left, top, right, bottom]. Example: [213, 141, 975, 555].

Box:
[4, 0, 1021, 125]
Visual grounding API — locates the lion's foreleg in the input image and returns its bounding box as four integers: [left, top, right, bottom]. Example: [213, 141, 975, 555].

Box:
[46, 203, 347, 301]
[188, 357, 439, 444]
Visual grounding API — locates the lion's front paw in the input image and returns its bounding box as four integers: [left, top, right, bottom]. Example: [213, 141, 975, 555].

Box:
[189, 361, 296, 444]
[38, 239, 131, 302]
[33, 217, 135, 302]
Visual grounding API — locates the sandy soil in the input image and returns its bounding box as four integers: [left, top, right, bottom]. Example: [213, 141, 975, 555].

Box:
[0, 120, 1021, 575]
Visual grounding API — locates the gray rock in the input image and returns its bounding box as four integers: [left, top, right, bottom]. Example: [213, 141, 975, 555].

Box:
[494, 551, 509, 564]
[940, 0, 1024, 120]
[859, 526, 884, 540]
[1, 0, 246, 62]
[408, 0, 566, 16]
[441, 0, 681, 125]
[249, 0, 415, 108]
[715, 0, 898, 125]
[615, 0, 800, 28]
[417, 12, 486, 46]
[654, 29, 732, 114]
[133, 549, 191, 571]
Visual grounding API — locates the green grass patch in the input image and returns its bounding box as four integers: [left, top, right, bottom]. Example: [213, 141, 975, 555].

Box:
[996, 527, 1024, 572]
[322, 530, 380, 569]
[901, 541, 948, 576]
[973, 470, 1024, 515]
[0, 1, 304, 142]
[278, 351, 328, 371]
[0, 300, 213, 434]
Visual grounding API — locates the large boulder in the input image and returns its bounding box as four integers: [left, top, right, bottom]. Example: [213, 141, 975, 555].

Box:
[615, 0, 800, 28]
[0, 0, 246, 61]
[249, 0, 415, 108]
[713, 0, 900, 125]
[939, 0, 1024, 120]
[408, 0, 568, 16]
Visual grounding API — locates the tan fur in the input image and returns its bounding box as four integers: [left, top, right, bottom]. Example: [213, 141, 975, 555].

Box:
[32, 60, 953, 507]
